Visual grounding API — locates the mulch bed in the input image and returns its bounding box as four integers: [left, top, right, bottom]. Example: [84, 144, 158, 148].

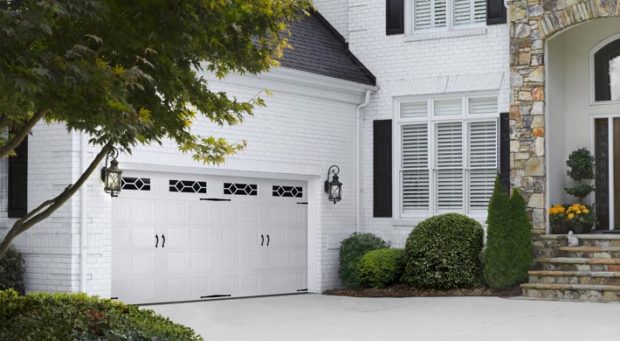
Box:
[324, 285, 522, 298]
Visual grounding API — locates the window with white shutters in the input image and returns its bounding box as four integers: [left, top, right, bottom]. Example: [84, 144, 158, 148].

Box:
[411, 0, 485, 33]
[468, 121, 498, 210]
[435, 122, 464, 210]
[396, 94, 498, 218]
[402, 124, 430, 212]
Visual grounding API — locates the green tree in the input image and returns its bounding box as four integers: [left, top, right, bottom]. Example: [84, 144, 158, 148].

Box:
[0, 0, 310, 258]
[483, 179, 533, 289]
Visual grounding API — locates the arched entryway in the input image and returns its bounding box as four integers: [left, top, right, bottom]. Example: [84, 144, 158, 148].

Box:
[508, 0, 620, 232]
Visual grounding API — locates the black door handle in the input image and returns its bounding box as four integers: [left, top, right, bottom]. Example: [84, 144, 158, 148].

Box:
[155, 234, 159, 248]
[261, 234, 264, 247]
[266, 234, 270, 247]
[162, 234, 165, 248]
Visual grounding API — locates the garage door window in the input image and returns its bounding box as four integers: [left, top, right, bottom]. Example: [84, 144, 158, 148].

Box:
[272, 185, 303, 198]
[224, 183, 258, 196]
[121, 177, 151, 191]
[169, 179, 207, 193]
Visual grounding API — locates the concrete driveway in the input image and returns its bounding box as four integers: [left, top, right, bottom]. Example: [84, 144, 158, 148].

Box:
[150, 294, 619, 341]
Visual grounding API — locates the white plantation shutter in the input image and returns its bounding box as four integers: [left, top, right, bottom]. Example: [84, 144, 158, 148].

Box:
[469, 97, 498, 115]
[468, 121, 498, 210]
[402, 124, 430, 211]
[434, 99, 461, 116]
[414, 0, 447, 30]
[401, 101, 428, 119]
[453, 0, 487, 26]
[435, 122, 463, 210]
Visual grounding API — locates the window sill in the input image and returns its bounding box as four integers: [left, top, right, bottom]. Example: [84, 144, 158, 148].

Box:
[405, 27, 487, 42]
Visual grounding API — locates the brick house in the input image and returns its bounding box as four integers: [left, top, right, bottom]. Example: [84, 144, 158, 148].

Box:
[5, 0, 618, 304]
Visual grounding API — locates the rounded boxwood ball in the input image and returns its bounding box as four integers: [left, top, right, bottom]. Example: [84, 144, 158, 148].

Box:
[358, 248, 404, 288]
[339, 233, 387, 288]
[402, 213, 484, 289]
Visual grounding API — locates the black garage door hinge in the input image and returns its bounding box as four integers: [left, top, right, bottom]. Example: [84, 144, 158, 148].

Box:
[200, 198, 232, 202]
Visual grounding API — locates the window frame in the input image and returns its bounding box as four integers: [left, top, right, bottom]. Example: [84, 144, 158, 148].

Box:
[406, 0, 486, 36]
[393, 92, 499, 221]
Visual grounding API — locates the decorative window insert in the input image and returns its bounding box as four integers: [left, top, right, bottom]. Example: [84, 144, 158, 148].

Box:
[411, 0, 485, 33]
[397, 94, 498, 218]
[122, 177, 151, 191]
[224, 183, 258, 196]
[272, 185, 303, 198]
[169, 180, 207, 193]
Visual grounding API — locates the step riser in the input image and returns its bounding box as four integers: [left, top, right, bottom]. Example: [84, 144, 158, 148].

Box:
[528, 276, 620, 286]
[522, 288, 620, 302]
[580, 240, 620, 247]
[560, 251, 620, 259]
[539, 264, 619, 272]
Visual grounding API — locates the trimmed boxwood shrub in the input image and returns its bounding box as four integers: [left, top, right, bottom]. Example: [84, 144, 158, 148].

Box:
[339, 233, 387, 288]
[0, 246, 25, 294]
[358, 248, 404, 288]
[0, 290, 202, 340]
[402, 213, 484, 289]
[484, 182, 533, 289]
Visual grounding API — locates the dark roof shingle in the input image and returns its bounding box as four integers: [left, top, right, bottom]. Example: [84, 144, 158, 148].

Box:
[279, 12, 376, 86]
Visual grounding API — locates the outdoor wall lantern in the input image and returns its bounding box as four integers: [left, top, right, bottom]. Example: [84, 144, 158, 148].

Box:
[101, 148, 123, 197]
[324, 165, 342, 204]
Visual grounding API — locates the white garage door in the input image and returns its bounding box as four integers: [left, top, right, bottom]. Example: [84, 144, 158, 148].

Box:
[111, 172, 308, 304]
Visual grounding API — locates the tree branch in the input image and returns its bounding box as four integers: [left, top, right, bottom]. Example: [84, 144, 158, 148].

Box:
[0, 142, 114, 259]
[0, 109, 49, 159]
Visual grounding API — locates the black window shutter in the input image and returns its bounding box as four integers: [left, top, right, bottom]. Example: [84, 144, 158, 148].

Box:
[486, 0, 506, 25]
[386, 0, 404, 35]
[373, 120, 392, 217]
[8, 136, 28, 218]
[499, 113, 510, 193]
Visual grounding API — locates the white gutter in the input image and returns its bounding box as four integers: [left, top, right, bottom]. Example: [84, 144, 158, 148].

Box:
[355, 89, 373, 232]
[79, 133, 88, 292]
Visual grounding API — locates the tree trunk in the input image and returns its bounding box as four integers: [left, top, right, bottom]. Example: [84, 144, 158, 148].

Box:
[0, 143, 113, 260]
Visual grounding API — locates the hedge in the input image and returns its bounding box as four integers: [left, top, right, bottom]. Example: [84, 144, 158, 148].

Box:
[402, 213, 484, 289]
[338, 233, 387, 288]
[0, 290, 202, 340]
[358, 248, 404, 288]
[0, 246, 25, 294]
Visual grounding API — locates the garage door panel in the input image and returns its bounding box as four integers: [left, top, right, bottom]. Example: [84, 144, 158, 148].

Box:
[190, 252, 209, 272]
[113, 174, 307, 304]
[189, 228, 209, 248]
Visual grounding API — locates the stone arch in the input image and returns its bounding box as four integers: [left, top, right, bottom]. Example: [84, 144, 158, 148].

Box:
[508, 0, 620, 231]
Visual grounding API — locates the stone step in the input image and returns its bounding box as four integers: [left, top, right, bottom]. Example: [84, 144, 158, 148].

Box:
[538, 234, 620, 247]
[536, 257, 620, 272]
[528, 270, 620, 286]
[521, 283, 620, 302]
[558, 246, 620, 258]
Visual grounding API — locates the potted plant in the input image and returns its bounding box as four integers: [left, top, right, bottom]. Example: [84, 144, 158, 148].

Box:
[549, 204, 567, 234]
[549, 148, 596, 234]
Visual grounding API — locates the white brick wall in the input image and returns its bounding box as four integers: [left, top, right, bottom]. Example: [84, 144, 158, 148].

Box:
[313, 0, 349, 39]
[346, 1, 510, 246]
[0, 123, 81, 293]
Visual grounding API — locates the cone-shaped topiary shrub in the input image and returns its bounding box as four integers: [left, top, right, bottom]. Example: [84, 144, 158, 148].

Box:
[357, 248, 404, 288]
[339, 233, 387, 288]
[402, 214, 484, 289]
[483, 179, 534, 289]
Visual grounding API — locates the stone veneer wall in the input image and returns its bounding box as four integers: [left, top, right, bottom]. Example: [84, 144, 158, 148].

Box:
[508, 0, 620, 230]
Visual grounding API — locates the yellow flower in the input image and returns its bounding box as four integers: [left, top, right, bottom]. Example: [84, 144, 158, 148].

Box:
[584, 209, 590, 214]
[568, 213, 575, 219]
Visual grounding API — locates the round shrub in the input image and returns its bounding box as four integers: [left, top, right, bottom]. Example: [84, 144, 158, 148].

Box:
[0, 246, 25, 294]
[339, 233, 387, 288]
[0, 290, 202, 340]
[402, 213, 484, 289]
[358, 248, 404, 288]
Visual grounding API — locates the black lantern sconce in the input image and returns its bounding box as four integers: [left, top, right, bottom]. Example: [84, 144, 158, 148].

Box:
[101, 148, 123, 197]
[324, 165, 342, 204]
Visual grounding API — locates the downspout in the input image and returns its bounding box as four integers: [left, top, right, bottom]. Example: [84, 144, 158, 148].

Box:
[355, 90, 372, 233]
[79, 133, 88, 292]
